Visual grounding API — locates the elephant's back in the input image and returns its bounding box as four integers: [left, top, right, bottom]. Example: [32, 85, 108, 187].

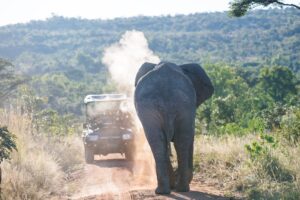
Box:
[134, 62, 196, 110]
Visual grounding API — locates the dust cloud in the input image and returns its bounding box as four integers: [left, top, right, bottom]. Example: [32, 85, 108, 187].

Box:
[102, 30, 160, 189]
[102, 30, 160, 95]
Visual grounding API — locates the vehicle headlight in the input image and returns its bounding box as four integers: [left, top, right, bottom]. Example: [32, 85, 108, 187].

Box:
[87, 134, 98, 141]
[122, 133, 131, 140]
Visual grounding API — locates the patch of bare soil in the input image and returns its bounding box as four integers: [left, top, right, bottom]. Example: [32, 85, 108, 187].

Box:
[67, 154, 230, 200]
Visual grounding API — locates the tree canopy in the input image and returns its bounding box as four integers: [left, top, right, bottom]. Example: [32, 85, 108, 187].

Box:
[229, 0, 300, 17]
[0, 59, 27, 102]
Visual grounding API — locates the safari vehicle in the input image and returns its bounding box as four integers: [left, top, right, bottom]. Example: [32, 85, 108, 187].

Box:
[82, 94, 134, 163]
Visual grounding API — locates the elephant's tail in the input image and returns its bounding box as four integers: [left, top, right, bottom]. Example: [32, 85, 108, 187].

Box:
[164, 117, 175, 143]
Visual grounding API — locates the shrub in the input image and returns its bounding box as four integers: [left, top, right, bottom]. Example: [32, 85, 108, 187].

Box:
[245, 134, 293, 182]
[219, 122, 246, 136]
[260, 103, 288, 130]
[0, 126, 17, 162]
[279, 107, 300, 145]
[193, 133, 300, 199]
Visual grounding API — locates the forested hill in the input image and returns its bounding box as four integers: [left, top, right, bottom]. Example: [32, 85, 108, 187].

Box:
[0, 8, 299, 75]
[0, 8, 299, 115]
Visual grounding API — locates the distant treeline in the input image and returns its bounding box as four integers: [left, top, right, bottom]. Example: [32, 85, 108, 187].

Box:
[0, 8, 299, 72]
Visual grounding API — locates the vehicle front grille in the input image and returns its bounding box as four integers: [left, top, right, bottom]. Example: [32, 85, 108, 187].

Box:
[99, 127, 123, 137]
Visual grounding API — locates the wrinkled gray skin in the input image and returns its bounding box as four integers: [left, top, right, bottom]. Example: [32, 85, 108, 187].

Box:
[134, 62, 214, 194]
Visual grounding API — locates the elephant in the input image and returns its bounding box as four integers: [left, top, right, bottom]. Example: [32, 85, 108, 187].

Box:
[134, 61, 214, 194]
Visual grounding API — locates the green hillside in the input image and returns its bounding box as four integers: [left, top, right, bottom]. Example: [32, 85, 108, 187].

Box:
[1, 8, 299, 72]
[0, 8, 299, 115]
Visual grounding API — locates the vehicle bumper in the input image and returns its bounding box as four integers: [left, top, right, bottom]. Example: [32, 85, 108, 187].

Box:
[84, 137, 133, 155]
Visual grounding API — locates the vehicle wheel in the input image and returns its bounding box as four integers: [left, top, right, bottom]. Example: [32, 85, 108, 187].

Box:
[85, 147, 94, 164]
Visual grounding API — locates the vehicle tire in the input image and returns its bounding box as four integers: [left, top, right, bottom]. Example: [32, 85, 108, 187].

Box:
[85, 147, 94, 164]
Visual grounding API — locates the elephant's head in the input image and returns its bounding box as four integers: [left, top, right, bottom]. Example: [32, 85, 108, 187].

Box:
[179, 63, 214, 107]
[135, 62, 214, 107]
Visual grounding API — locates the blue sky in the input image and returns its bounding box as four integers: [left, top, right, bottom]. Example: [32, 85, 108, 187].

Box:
[1, 0, 299, 26]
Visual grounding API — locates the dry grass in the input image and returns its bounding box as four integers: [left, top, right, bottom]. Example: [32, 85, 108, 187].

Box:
[193, 134, 300, 199]
[1, 108, 299, 199]
[193, 135, 251, 191]
[0, 109, 84, 200]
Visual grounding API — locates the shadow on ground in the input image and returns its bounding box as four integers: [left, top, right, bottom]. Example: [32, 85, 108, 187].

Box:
[130, 189, 230, 200]
[92, 158, 133, 169]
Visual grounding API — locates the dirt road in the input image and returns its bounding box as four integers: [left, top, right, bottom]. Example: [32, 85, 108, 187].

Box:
[69, 154, 229, 200]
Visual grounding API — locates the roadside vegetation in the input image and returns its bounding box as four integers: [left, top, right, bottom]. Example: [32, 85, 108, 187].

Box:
[0, 109, 84, 199]
[193, 63, 299, 199]
[0, 60, 84, 199]
[194, 134, 300, 199]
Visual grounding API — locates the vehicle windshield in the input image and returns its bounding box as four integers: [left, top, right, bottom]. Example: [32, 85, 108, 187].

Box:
[86, 100, 127, 118]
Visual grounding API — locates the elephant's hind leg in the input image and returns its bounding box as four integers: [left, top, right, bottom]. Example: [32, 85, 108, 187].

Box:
[167, 149, 176, 190]
[174, 144, 191, 192]
[148, 130, 171, 194]
[173, 116, 195, 192]
[139, 115, 171, 194]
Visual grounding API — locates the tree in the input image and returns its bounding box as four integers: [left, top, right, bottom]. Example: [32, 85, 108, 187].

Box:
[229, 0, 300, 17]
[0, 58, 27, 102]
[258, 66, 297, 103]
[0, 127, 16, 163]
[0, 126, 17, 188]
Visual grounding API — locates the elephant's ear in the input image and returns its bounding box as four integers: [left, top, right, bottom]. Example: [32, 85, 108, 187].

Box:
[180, 63, 214, 107]
[135, 62, 156, 86]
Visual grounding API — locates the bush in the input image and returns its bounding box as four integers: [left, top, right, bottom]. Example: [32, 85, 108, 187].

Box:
[245, 134, 294, 182]
[279, 107, 300, 145]
[0, 126, 17, 162]
[193, 134, 300, 199]
[219, 122, 246, 136]
[34, 109, 78, 137]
